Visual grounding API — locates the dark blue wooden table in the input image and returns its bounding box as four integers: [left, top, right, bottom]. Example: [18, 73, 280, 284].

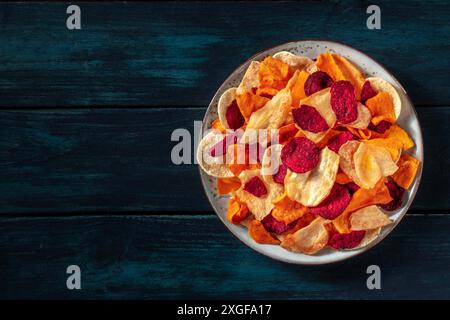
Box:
[0, 1, 449, 299]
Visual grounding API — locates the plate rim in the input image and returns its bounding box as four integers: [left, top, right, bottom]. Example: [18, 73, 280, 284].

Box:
[198, 39, 424, 265]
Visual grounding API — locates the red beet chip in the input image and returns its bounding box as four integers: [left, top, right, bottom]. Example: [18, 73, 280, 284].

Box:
[380, 180, 405, 211]
[281, 137, 320, 173]
[292, 105, 329, 133]
[328, 230, 366, 249]
[273, 163, 287, 185]
[304, 71, 333, 96]
[245, 142, 265, 163]
[360, 80, 377, 103]
[368, 120, 392, 134]
[330, 80, 358, 124]
[261, 213, 297, 234]
[209, 130, 241, 157]
[244, 176, 267, 197]
[327, 131, 355, 153]
[310, 184, 351, 220]
[225, 100, 245, 129]
[345, 182, 360, 195]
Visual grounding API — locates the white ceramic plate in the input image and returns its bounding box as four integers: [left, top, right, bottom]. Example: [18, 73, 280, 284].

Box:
[198, 40, 423, 265]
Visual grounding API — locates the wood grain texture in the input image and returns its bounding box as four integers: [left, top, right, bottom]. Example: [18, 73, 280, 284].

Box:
[0, 107, 444, 214]
[0, 214, 449, 299]
[0, 1, 448, 107]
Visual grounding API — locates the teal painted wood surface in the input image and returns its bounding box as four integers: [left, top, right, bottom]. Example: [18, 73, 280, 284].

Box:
[0, 1, 448, 107]
[0, 1, 448, 299]
[0, 215, 449, 299]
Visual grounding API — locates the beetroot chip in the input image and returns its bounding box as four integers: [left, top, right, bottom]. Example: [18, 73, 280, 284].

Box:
[261, 213, 296, 234]
[330, 80, 358, 124]
[345, 182, 360, 195]
[360, 80, 377, 103]
[368, 120, 392, 134]
[209, 130, 241, 157]
[304, 71, 333, 96]
[380, 180, 405, 211]
[273, 163, 287, 185]
[244, 176, 267, 197]
[281, 137, 320, 173]
[310, 184, 351, 220]
[328, 230, 366, 249]
[293, 105, 329, 133]
[226, 100, 245, 130]
[327, 131, 355, 153]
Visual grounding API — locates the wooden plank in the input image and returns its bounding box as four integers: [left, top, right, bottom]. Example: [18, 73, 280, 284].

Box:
[0, 1, 448, 107]
[0, 214, 449, 299]
[0, 107, 444, 214]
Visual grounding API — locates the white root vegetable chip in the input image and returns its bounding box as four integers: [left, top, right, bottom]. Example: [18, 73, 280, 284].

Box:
[285, 147, 339, 206]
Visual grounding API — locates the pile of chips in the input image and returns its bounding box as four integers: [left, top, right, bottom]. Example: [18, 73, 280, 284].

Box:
[197, 51, 420, 255]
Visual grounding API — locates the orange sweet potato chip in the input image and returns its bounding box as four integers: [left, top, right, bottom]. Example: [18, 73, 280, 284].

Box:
[218, 177, 241, 195]
[248, 219, 280, 244]
[278, 123, 299, 144]
[227, 197, 249, 224]
[316, 52, 365, 99]
[272, 195, 308, 224]
[336, 171, 353, 185]
[211, 118, 226, 133]
[333, 179, 392, 233]
[365, 92, 396, 125]
[290, 70, 310, 108]
[236, 91, 270, 122]
[391, 154, 420, 189]
[257, 56, 292, 97]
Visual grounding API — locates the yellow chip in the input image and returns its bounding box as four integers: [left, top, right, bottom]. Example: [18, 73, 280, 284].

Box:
[285, 147, 339, 206]
[242, 88, 292, 140]
[196, 130, 234, 178]
[353, 143, 398, 189]
[273, 51, 316, 73]
[350, 205, 393, 231]
[281, 217, 329, 255]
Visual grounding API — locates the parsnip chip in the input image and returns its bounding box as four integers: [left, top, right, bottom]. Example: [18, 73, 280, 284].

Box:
[248, 219, 280, 244]
[353, 142, 398, 189]
[235, 169, 284, 221]
[236, 61, 260, 95]
[391, 154, 420, 189]
[346, 103, 372, 129]
[281, 217, 329, 254]
[197, 131, 234, 178]
[261, 144, 283, 178]
[350, 205, 393, 231]
[242, 88, 292, 141]
[298, 88, 336, 142]
[285, 147, 339, 206]
[338, 140, 360, 183]
[217, 87, 238, 129]
[366, 77, 402, 119]
[273, 51, 316, 72]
